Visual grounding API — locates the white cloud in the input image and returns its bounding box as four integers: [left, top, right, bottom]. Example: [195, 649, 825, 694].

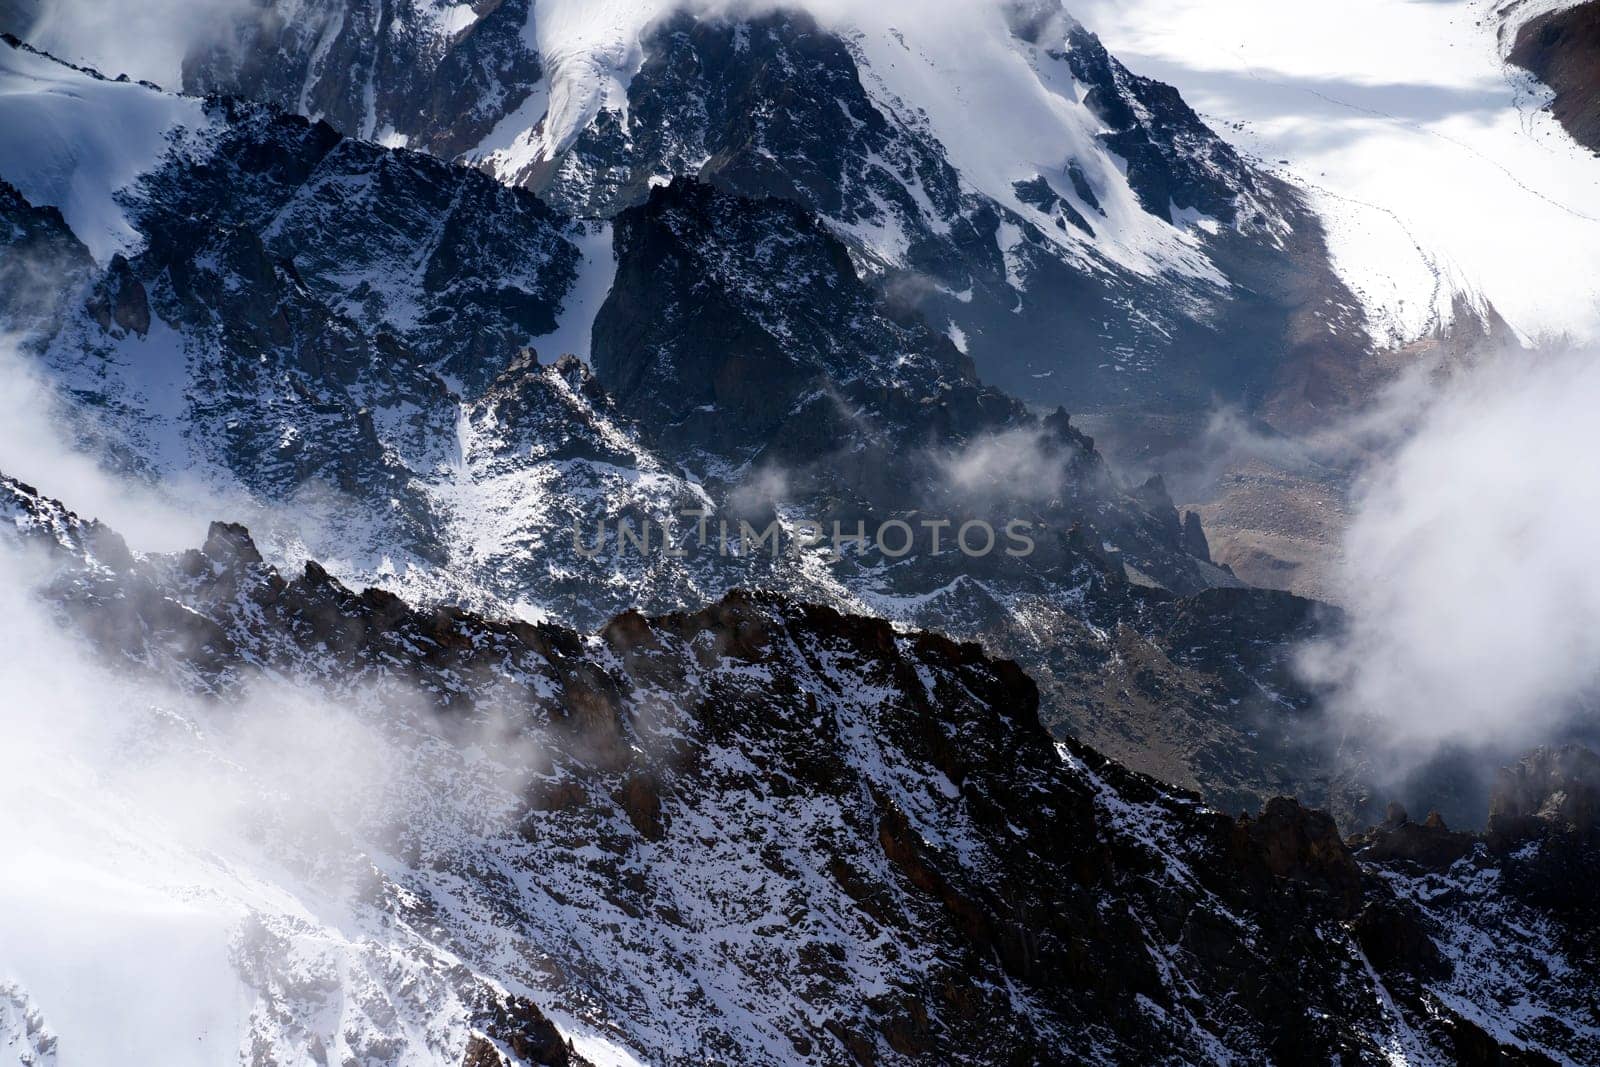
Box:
[1303, 344, 1600, 752]
[0, 339, 225, 551]
[0, 535, 539, 1061]
[17, 0, 253, 87]
[938, 425, 1072, 504]
[0, 544, 377, 1063]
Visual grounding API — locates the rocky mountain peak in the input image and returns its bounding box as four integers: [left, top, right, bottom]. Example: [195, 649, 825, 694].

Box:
[4, 473, 1595, 1063]
[2, 8, 1597, 1062]
[1489, 743, 1600, 848]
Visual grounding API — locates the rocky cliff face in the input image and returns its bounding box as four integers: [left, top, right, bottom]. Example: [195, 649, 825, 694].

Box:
[184, 0, 543, 158]
[2, 10, 1596, 1063]
[0, 35, 1368, 826]
[591, 177, 1000, 464]
[4, 472, 1596, 1065]
[1508, 1, 1600, 154]
[557, 8, 1367, 422]
[152, 2, 1375, 422]
[0, 39, 582, 567]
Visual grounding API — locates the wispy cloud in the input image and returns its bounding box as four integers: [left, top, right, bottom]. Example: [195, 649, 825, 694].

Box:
[0, 532, 547, 1060]
[0, 338, 225, 550]
[12, 0, 254, 87]
[937, 425, 1073, 504]
[1302, 343, 1600, 755]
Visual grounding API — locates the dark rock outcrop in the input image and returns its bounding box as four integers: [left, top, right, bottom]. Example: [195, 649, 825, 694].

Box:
[1489, 744, 1600, 849]
[5, 474, 1595, 1064]
[184, 0, 543, 158]
[1510, 1, 1600, 154]
[1349, 805, 1477, 871]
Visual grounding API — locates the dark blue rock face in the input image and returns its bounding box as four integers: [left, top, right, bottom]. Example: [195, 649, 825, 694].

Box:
[183, 0, 543, 158]
[168, 5, 1374, 420]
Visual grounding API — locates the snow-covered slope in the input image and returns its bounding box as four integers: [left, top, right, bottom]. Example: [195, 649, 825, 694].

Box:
[161, 0, 1376, 421]
[0, 38, 1229, 607]
[477, 2, 1365, 418]
[1075, 0, 1600, 345]
[472, 0, 1230, 281]
[0, 42, 210, 262]
[19, 0, 1586, 364]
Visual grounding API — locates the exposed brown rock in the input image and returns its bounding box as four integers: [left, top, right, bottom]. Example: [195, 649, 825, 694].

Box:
[85, 254, 150, 336]
[615, 774, 665, 841]
[1511, 1, 1600, 154]
[469, 992, 572, 1067]
[1350, 807, 1476, 871]
[1488, 744, 1600, 851]
[1232, 796, 1363, 917]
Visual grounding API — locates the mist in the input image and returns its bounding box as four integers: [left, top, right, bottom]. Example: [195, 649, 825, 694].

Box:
[938, 425, 1072, 505]
[8, 0, 1020, 94]
[0, 542, 386, 1063]
[0, 529, 551, 1062]
[0, 339, 242, 551]
[4, 0, 252, 87]
[1303, 343, 1600, 759]
[0, 338, 445, 589]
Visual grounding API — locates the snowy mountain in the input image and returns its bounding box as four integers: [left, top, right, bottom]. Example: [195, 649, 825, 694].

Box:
[3, 2, 1600, 1064]
[2, 33, 1382, 828]
[155, 0, 1589, 602]
[4, 473, 1598, 1065]
[171, 1, 1378, 423]
[1076, 0, 1600, 349]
